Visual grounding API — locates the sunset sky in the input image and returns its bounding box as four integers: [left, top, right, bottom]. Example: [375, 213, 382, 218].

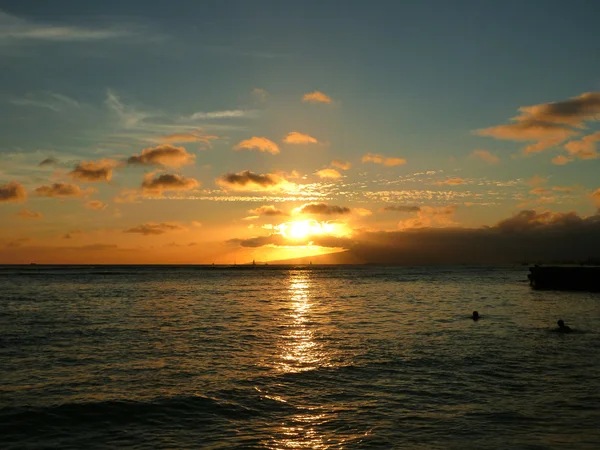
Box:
[1, 1, 600, 264]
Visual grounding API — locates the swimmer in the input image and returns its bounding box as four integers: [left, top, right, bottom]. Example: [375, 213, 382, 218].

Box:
[557, 319, 572, 333]
[472, 311, 479, 321]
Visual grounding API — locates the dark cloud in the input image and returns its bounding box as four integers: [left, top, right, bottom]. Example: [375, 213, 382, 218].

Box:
[230, 210, 600, 264]
[520, 92, 600, 127]
[124, 222, 187, 236]
[217, 170, 290, 191]
[34, 182, 89, 198]
[127, 144, 195, 168]
[0, 181, 27, 203]
[141, 172, 200, 194]
[297, 203, 351, 215]
[39, 157, 58, 167]
[381, 205, 421, 213]
[68, 159, 118, 182]
[248, 205, 289, 217]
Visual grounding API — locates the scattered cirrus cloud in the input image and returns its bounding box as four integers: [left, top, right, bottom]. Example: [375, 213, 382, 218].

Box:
[283, 132, 318, 145]
[0, 181, 27, 203]
[15, 209, 43, 219]
[302, 90, 332, 104]
[315, 168, 342, 179]
[124, 222, 187, 236]
[331, 159, 351, 170]
[127, 144, 196, 168]
[187, 109, 258, 120]
[141, 172, 201, 194]
[34, 182, 93, 198]
[68, 159, 119, 182]
[11, 92, 80, 112]
[217, 170, 292, 192]
[233, 136, 280, 154]
[470, 150, 500, 164]
[156, 130, 218, 146]
[296, 202, 351, 215]
[362, 153, 407, 167]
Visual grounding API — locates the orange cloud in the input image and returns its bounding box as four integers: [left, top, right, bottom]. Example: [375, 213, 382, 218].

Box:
[233, 136, 279, 155]
[381, 205, 421, 213]
[470, 150, 500, 164]
[141, 172, 200, 194]
[331, 159, 351, 170]
[124, 222, 187, 236]
[527, 175, 547, 187]
[302, 90, 332, 104]
[592, 188, 600, 208]
[157, 131, 218, 146]
[0, 181, 27, 203]
[217, 170, 291, 192]
[563, 131, 600, 160]
[398, 205, 457, 229]
[530, 187, 551, 195]
[85, 200, 108, 210]
[551, 155, 572, 165]
[296, 203, 351, 215]
[361, 153, 407, 167]
[283, 132, 318, 144]
[315, 168, 342, 179]
[127, 144, 196, 168]
[248, 205, 289, 217]
[517, 92, 600, 127]
[15, 209, 43, 219]
[476, 120, 575, 143]
[69, 159, 119, 182]
[436, 177, 466, 186]
[34, 182, 92, 198]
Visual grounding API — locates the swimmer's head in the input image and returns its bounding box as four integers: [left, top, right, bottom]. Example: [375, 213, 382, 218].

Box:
[472, 311, 479, 320]
[557, 319, 565, 328]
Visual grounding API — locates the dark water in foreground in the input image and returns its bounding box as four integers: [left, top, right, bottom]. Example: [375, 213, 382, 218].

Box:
[1, 265, 600, 449]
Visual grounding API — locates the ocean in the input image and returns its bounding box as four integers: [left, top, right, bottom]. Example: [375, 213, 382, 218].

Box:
[1, 265, 599, 449]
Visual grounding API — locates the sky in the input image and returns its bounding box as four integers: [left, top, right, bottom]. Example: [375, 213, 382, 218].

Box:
[1, 0, 600, 264]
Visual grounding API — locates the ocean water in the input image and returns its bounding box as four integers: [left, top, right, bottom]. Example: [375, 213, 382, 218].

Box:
[1, 265, 600, 449]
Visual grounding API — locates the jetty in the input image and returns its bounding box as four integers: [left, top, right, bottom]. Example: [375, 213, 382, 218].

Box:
[528, 266, 600, 291]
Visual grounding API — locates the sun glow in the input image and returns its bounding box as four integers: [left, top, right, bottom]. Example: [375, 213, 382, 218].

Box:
[277, 220, 345, 240]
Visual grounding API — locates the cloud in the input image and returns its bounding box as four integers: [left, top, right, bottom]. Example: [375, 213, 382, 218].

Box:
[217, 170, 291, 192]
[105, 89, 154, 129]
[127, 144, 196, 168]
[248, 205, 289, 217]
[470, 150, 500, 164]
[530, 187, 551, 195]
[124, 222, 187, 236]
[361, 153, 407, 167]
[0, 10, 136, 42]
[315, 168, 342, 179]
[551, 155, 572, 166]
[85, 200, 107, 210]
[157, 131, 218, 146]
[11, 92, 80, 112]
[141, 172, 201, 194]
[475, 92, 600, 156]
[4, 237, 32, 248]
[517, 92, 600, 127]
[34, 182, 90, 198]
[398, 205, 457, 229]
[381, 205, 421, 213]
[188, 110, 258, 120]
[592, 189, 600, 208]
[0, 181, 27, 203]
[283, 132, 318, 144]
[39, 157, 58, 167]
[527, 175, 547, 187]
[233, 137, 279, 154]
[68, 159, 119, 182]
[436, 177, 466, 186]
[296, 203, 351, 215]
[563, 131, 600, 160]
[302, 91, 332, 104]
[15, 209, 43, 219]
[331, 159, 351, 170]
[252, 88, 268, 103]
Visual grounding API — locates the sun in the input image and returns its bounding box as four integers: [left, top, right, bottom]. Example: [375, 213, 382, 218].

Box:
[287, 221, 313, 239]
